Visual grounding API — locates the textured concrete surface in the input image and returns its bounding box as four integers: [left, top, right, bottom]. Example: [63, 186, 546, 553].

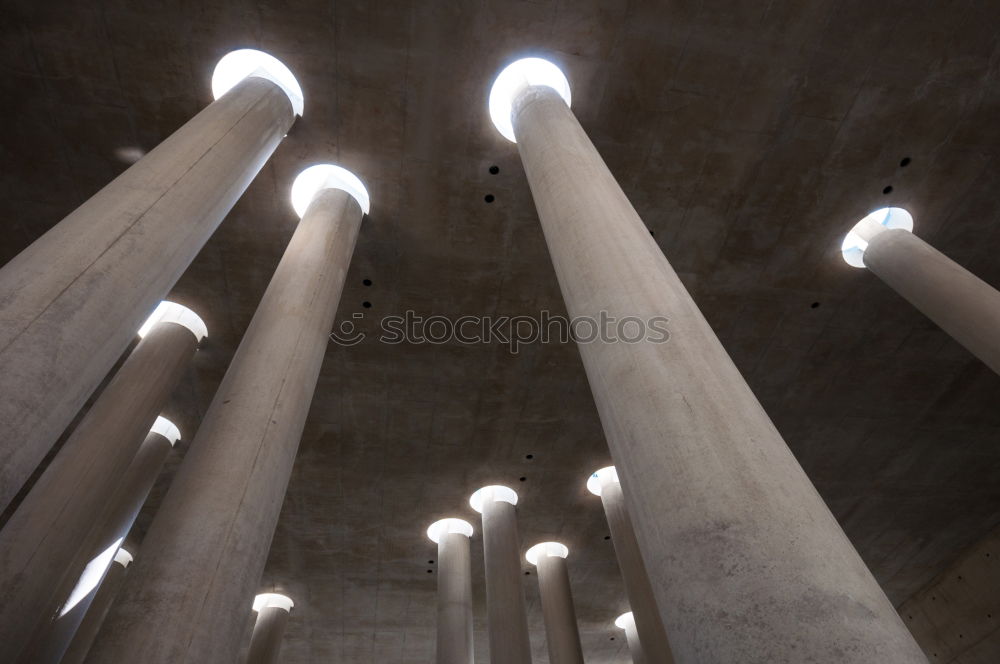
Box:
[534, 553, 584, 664]
[2, 1, 1000, 662]
[898, 526, 1000, 663]
[247, 606, 292, 664]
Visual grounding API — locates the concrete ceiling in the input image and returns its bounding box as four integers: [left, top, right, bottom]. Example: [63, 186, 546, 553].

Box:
[4, 0, 1000, 662]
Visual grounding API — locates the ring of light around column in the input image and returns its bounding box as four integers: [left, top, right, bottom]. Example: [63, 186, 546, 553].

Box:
[253, 593, 294, 613]
[586, 466, 619, 496]
[212, 49, 304, 116]
[469, 485, 518, 513]
[150, 416, 181, 446]
[426, 518, 474, 543]
[114, 548, 134, 567]
[488, 57, 572, 143]
[525, 541, 569, 566]
[137, 301, 208, 342]
[614, 612, 634, 630]
[840, 207, 914, 268]
[291, 164, 371, 218]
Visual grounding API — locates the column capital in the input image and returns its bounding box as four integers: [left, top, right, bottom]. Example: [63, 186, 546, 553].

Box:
[488, 57, 571, 142]
[138, 301, 207, 342]
[253, 593, 294, 613]
[586, 466, 619, 496]
[841, 207, 913, 268]
[427, 518, 474, 543]
[469, 485, 518, 513]
[212, 49, 303, 116]
[291, 164, 371, 217]
[525, 541, 569, 566]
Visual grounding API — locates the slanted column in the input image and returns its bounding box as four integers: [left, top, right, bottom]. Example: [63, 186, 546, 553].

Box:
[587, 467, 672, 664]
[246, 594, 294, 664]
[525, 543, 583, 664]
[489, 58, 928, 663]
[427, 519, 475, 664]
[841, 207, 1000, 375]
[22, 417, 182, 664]
[88, 165, 369, 663]
[616, 612, 647, 664]
[470, 486, 532, 664]
[0, 49, 301, 510]
[0, 304, 203, 662]
[59, 549, 133, 664]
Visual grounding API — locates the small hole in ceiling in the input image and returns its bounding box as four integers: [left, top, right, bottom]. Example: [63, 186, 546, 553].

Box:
[525, 454, 534, 460]
[900, 157, 911, 167]
[428, 560, 434, 564]
[810, 302, 820, 309]
[525, 571, 530, 575]
[883, 185, 893, 195]
[363, 278, 372, 286]
[604, 535, 611, 540]
[519, 476, 526, 482]
[489, 165, 500, 175]
[484, 194, 495, 203]
[362, 301, 372, 309]
[427, 569, 433, 574]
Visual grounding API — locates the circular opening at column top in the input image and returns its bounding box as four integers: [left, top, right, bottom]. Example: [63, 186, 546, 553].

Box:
[426, 518, 474, 543]
[614, 612, 633, 629]
[840, 207, 913, 268]
[150, 416, 181, 446]
[586, 466, 619, 496]
[212, 49, 304, 116]
[253, 593, 294, 612]
[469, 485, 518, 513]
[488, 57, 572, 143]
[525, 541, 569, 565]
[291, 164, 371, 217]
[114, 548, 133, 567]
[138, 301, 208, 342]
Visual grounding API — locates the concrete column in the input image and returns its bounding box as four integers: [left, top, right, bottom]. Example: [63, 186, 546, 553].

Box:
[0, 49, 301, 510]
[842, 207, 1000, 375]
[88, 165, 369, 663]
[587, 467, 673, 664]
[470, 486, 532, 664]
[0, 304, 202, 662]
[59, 549, 133, 664]
[246, 594, 294, 664]
[616, 612, 647, 664]
[21, 417, 183, 663]
[490, 58, 928, 663]
[525, 543, 583, 664]
[427, 519, 475, 664]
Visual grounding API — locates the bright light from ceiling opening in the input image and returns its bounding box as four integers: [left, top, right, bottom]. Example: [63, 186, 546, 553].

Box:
[614, 612, 634, 629]
[840, 207, 914, 268]
[488, 57, 572, 143]
[426, 518, 474, 543]
[469, 485, 518, 513]
[525, 541, 569, 565]
[253, 593, 294, 612]
[586, 466, 619, 496]
[291, 164, 371, 217]
[150, 416, 181, 446]
[137, 301, 208, 342]
[212, 49, 304, 116]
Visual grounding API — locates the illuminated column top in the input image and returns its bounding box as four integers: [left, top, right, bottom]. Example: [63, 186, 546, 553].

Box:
[488, 57, 572, 142]
[212, 49, 304, 116]
[253, 593, 294, 613]
[291, 164, 371, 218]
[840, 207, 914, 268]
[469, 485, 518, 513]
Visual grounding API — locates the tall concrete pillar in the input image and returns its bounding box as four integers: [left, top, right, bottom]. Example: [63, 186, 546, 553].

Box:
[841, 206, 1000, 375]
[21, 417, 183, 663]
[0, 49, 301, 510]
[587, 467, 673, 664]
[246, 593, 294, 664]
[525, 542, 583, 664]
[88, 164, 369, 663]
[616, 612, 647, 664]
[0, 304, 203, 662]
[470, 485, 532, 664]
[427, 519, 475, 664]
[59, 549, 133, 664]
[489, 58, 928, 663]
